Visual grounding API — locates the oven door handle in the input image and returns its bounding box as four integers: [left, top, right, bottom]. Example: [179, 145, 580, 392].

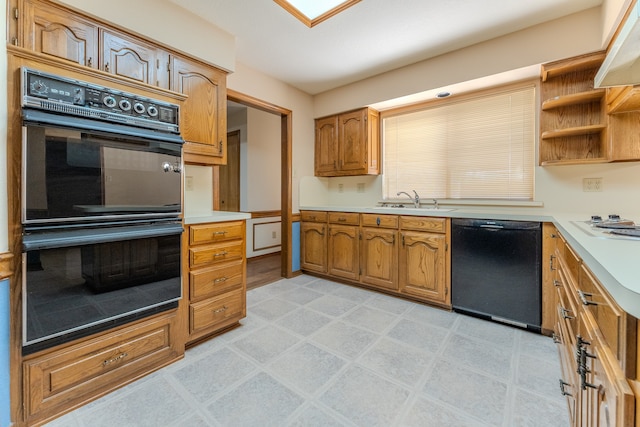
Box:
[23, 222, 184, 251]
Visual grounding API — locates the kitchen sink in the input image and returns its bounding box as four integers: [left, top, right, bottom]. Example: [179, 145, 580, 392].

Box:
[370, 206, 456, 213]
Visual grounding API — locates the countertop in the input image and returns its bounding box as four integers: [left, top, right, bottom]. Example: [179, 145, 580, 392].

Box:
[184, 211, 251, 225]
[300, 205, 640, 318]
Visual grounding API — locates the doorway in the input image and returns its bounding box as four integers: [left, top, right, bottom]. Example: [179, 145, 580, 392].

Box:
[226, 89, 293, 281]
[218, 130, 240, 212]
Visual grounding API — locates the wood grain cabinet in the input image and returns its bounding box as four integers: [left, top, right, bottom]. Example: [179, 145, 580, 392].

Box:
[300, 211, 328, 273]
[314, 107, 380, 176]
[171, 55, 227, 165]
[12, 0, 229, 163]
[300, 210, 450, 308]
[539, 52, 608, 165]
[20, 0, 99, 68]
[360, 213, 398, 291]
[327, 212, 360, 281]
[185, 221, 246, 344]
[22, 311, 181, 425]
[398, 216, 449, 306]
[544, 225, 636, 426]
[101, 29, 169, 88]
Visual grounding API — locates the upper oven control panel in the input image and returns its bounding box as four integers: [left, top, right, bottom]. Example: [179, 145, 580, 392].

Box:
[21, 67, 180, 133]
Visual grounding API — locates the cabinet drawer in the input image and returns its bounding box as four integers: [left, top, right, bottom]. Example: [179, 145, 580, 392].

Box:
[190, 260, 244, 301]
[189, 241, 244, 268]
[23, 312, 178, 419]
[328, 212, 360, 225]
[301, 211, 327, 223]
[399, 216, 446, 233]
[579, 265, 624, 362]
[189, 221, 244, 245]
[361, 213, 398, 229]
[190, 289, 244, 333]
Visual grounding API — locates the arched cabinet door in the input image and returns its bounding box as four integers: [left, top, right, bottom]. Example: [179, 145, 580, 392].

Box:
[101, 29, 169, 89]
[23, 0, 99, 68]
[398, 231, 447, 304]
[171, 55, 227, 164]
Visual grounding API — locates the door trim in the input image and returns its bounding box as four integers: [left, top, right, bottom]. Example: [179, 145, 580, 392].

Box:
[227, 89, 294, 278]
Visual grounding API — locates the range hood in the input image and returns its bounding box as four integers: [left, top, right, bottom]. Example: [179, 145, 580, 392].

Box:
[595, 2, 640, 88]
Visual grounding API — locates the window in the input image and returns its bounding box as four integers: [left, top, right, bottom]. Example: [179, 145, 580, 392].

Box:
[382, 85, 535, 201]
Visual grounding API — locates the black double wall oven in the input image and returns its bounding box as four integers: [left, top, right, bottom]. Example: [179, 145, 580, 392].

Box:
[21, 68, 184, 354]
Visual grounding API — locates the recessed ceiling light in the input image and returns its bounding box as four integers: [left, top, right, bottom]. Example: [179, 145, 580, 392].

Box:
[274, 0, 361, 27]
[436, 91, 451, 98]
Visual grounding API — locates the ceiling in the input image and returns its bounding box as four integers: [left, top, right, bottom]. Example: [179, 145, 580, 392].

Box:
[169, 0, 603, 95]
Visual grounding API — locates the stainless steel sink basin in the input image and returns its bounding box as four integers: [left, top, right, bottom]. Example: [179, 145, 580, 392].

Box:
[370, 206, 455, 213]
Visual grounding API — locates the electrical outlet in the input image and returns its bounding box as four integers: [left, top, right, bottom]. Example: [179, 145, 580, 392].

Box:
[583, 177, 603, 192]
[185, 176, 194, 191]
[357, 183, 365, 193]
[338, 183, 344, 193]
[272, 231, 277, 239]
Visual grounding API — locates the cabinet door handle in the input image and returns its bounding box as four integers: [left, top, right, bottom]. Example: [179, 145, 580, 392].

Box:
[550, 255, 556, 271]
[559, 379, 572, 396]
[105, 62, 110, 72]
[218, 141, 223, 154]
[103, 352, 128, 367]
[559, 306, 574, 320]
[214, 277, 228, 284]
[213, 305, 228, 313]
[577, 290, 598, 306]
[553, 279, 561, 288]
[87, 57, 93, 67]
[214, 251, 228, 257]
[552, 333, 561, 344]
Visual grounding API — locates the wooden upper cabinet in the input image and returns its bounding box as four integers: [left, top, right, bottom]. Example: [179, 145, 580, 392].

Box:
[315, 116, 339, 175]
[100, 29, 169, 89]
[315, 107, 380, 176]
[171, 55, 227, 165]
[21, 0, 99, 68]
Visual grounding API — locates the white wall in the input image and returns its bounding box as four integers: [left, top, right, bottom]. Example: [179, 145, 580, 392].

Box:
[227, 63, 315, 214]
[303, 3, 640, 220]
[245, 108, 281, 212]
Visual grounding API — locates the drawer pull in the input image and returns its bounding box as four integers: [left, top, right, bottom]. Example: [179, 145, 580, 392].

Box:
[213, 305, 228, 314]
[338, 217, 347, 222]
[559, 379, 572, 396]
[213, 231, 227, 236]
[214, 251, 228, 257]
[214, 277, 228, 284]
[577, 290, 598, 306]
[560, 307, 574, 320]
[309, 216, 316, 220]
[103, 352, 128, 367]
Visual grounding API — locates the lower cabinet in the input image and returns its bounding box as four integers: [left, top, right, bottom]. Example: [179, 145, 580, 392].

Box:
[22, 311, 182, 425]
[547, 225, 636, 427]
[184, 220, 247, 344]
[300, 210, 450, 307]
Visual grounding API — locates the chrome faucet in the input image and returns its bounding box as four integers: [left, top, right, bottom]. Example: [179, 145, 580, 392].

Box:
[397, 190, 420, 208]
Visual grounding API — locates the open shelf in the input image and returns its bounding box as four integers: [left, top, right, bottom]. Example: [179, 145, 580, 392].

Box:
[541, 124, 607, 140]
[541, 89, 606, 111]
[540, 158, 609, 166]
[541, 51, 606, 82]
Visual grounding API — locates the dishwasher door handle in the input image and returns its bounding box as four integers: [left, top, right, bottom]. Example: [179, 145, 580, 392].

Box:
[479, 224, 504, 229]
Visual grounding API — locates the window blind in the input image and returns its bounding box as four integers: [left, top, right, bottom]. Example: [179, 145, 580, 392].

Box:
[383, 85, 535, 200]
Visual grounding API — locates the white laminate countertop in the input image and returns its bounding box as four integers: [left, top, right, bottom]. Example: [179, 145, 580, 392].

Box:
[300, 205, 640, 318]
[184, 211, 251, 225]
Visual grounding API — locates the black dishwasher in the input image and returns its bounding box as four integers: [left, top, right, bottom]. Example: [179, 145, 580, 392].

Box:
[451, 218, 542, 332]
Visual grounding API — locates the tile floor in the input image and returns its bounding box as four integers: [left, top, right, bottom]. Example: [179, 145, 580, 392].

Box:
[45, 275, 569, 427]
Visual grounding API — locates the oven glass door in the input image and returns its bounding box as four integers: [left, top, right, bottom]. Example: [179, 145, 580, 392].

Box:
[23, 124, 182, 224]
[22, 225, 182, 354]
